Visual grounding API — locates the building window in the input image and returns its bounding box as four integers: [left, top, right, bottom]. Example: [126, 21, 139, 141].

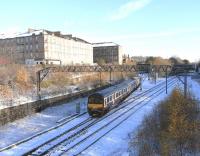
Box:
[36, 44, 39, 50]
[30, 45, 33, 52]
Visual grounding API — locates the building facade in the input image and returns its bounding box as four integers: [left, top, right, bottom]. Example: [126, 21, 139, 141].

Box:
[0, 29, 93, 65]
[93, 42, 122, 65]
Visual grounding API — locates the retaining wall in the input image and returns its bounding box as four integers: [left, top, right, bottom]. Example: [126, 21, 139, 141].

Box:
[0, 85, 109, 126]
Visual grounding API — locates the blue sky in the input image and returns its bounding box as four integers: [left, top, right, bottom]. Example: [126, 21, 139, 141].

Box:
[0, 0, 200, 61]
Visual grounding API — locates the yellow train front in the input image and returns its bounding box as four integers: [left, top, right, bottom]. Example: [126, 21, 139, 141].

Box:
[87, 93, 109, 117]
[87, 78, 140, 117]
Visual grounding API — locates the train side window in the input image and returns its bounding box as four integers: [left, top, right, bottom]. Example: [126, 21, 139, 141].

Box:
[104, 100, 107, 107]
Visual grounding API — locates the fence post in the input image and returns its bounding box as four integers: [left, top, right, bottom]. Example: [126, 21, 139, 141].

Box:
[76, 102, 80, 114]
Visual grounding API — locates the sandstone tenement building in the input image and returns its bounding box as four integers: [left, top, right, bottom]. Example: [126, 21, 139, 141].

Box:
[0, 29, 93, 65]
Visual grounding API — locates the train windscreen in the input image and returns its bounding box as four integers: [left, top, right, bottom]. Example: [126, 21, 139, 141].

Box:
[88, 94, 104, 104]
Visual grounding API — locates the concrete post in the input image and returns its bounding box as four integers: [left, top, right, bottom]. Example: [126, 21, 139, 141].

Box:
[76, 102, 81, 114]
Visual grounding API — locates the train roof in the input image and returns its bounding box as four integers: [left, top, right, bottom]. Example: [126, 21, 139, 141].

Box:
[96, 79, 134, 97]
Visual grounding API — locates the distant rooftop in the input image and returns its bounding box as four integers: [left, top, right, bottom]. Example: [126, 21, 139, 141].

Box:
[0, 29, 45, 39]
[92, 42, 119, 47]
[0, 28, 90, 44]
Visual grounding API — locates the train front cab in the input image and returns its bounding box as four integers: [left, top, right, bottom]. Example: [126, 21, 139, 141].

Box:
[88, 93, 105, 117]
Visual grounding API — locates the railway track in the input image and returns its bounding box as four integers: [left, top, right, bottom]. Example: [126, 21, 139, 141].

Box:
[0, 112, 89, 154]
[29, 78, 177, 156]
[72, 80, 178, 156]
[43, 79, 177, 156]
[0, 77, 177, 156]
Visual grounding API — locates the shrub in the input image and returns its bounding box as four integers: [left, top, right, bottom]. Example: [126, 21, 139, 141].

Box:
[15, 67, 29, 85]
[129, 89, 200, 156]
[0, 85, 13, 99]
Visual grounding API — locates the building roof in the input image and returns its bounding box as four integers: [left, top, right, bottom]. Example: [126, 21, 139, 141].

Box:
[0, 29, 45, 39]
[0, 29, 91, 44]
[92, 42, 119, 47]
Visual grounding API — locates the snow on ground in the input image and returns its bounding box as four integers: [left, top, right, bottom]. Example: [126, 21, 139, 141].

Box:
[0, 77, 159, 149]
[80, 76, 200, 156]
[189, 75, 200, 100]
[0, 98, 87, 149]
[0, 75, 199, 155]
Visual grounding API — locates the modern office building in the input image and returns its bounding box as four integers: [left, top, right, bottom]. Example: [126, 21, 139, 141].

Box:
[93, 42, 122, 65]
[0, 29, 93, 65]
